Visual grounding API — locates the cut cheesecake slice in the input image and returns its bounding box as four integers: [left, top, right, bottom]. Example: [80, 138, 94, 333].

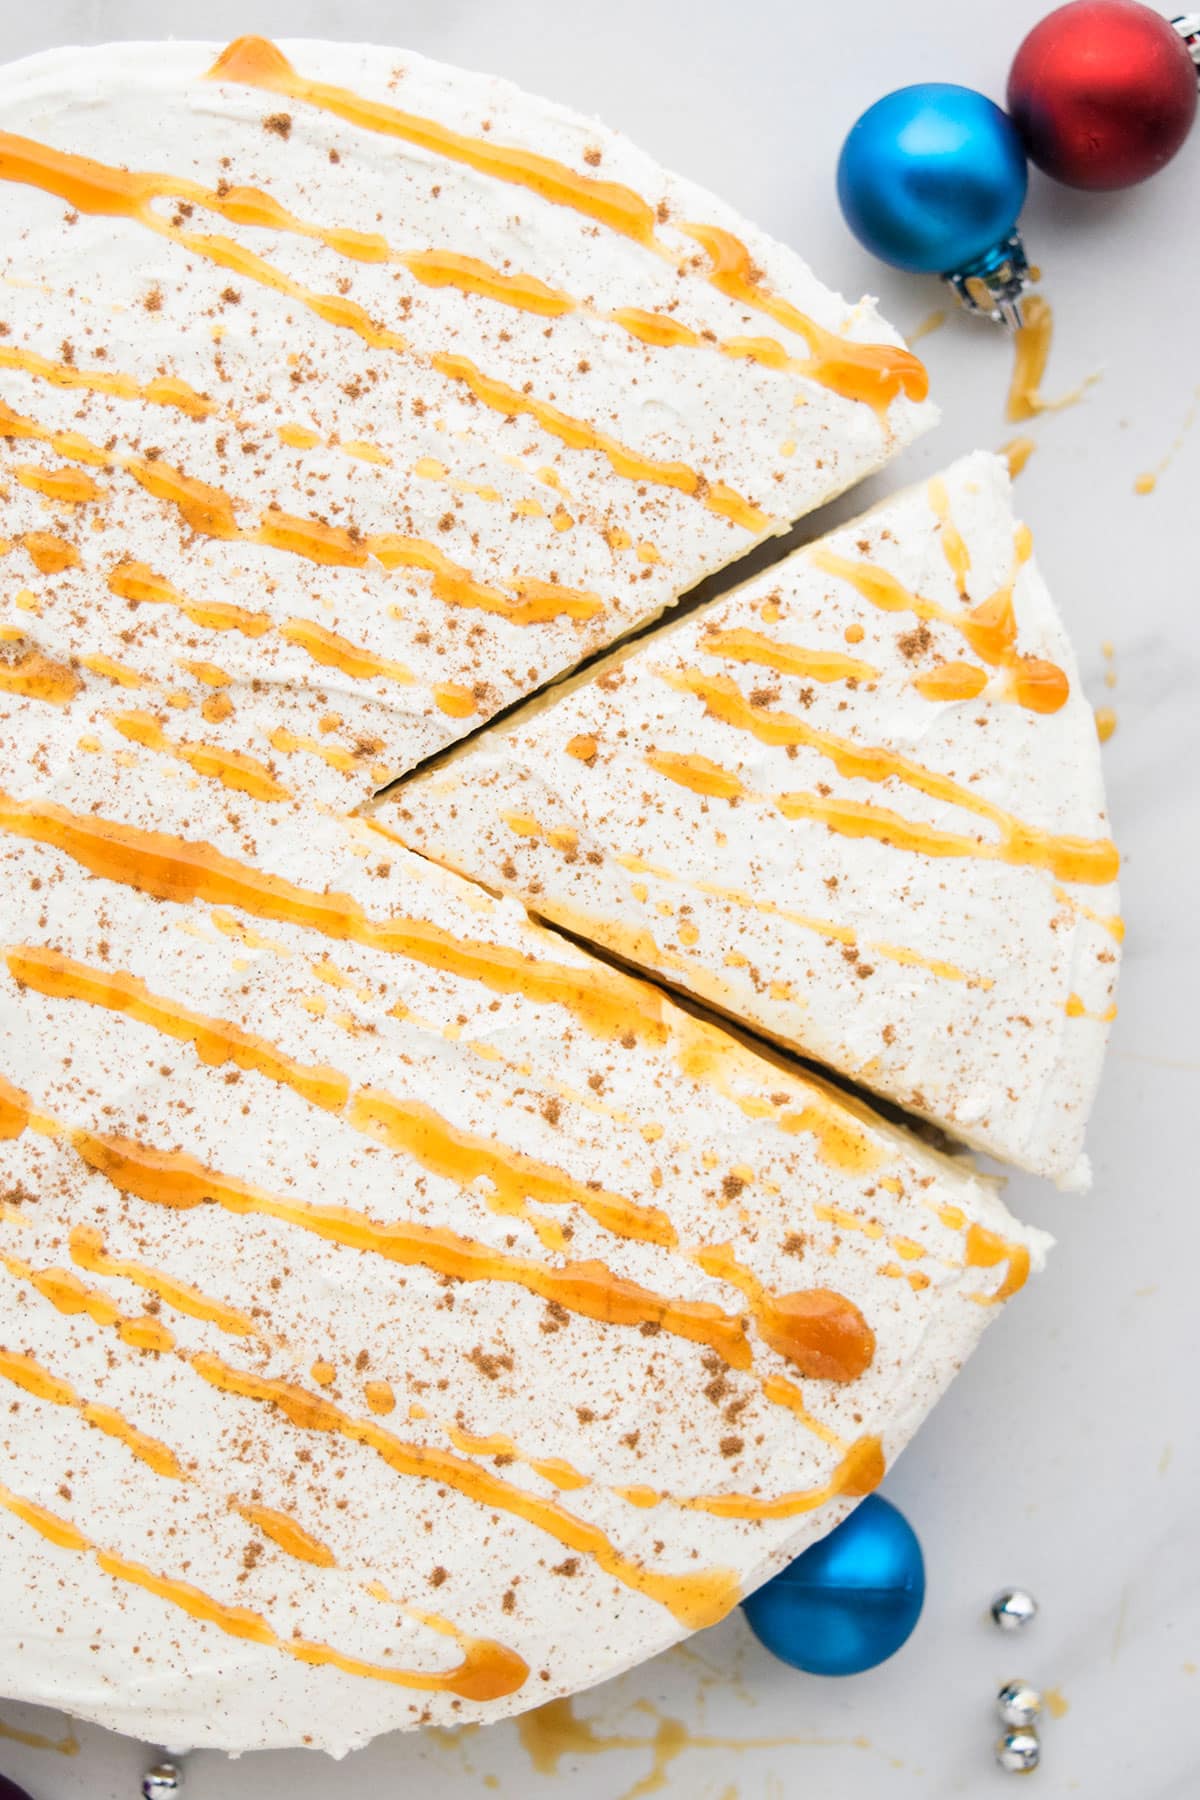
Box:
[394, 452, 1122, 1187]
[0, 693, 1047, 1753]
[0, 36, 932, 809]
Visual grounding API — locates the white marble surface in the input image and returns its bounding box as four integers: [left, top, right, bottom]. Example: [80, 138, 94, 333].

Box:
[0, 2, 1196, 1796]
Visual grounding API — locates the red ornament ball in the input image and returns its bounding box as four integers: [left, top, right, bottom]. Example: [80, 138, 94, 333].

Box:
[1008, 0, 1197, 189]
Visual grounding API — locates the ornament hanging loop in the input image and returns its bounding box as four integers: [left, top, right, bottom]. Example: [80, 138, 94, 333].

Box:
[1173, 14, 1200, 67]
[942, 231, 1031, 329]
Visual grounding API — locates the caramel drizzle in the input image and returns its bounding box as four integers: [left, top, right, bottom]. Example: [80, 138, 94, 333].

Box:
[207, 38, 927, 415]
[809, 539, 1070, 716]
[0, 1479, 528, 1700]
[0, 1346, 184, 1479]
[10, 1213, 740, 1629]
[0, 340, 214, 417]
[603, 848, 992, 991]
[67, 1124, 757, 1372]
[0, 131, 765, 540]
[655, 669, 1118, 886]
[68, 1224, 259, 1340]
[700, 625, 879, 686]
[10, 943, 673, 1248]
[0, 788, 676, 1045]
[12, 462, 102, 504]
[693, 1244, 874, 1383]
[0, 643, 81, 705]
[7, 946, 350, 1114]
[108, 710, 293, 804]
[1, 399, 602, 637]
[682, 1431, 884, 1520]
[927, 476, 970, 596]
[428, 352, 770, 534]
[964, 1222, 1031, 1306]
[18, 530, 78, 574]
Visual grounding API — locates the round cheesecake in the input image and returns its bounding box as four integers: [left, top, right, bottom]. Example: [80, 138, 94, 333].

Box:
[0, 37, 1070, 1760]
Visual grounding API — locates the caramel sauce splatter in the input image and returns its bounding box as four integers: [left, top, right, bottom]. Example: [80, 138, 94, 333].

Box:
[1007, 294, 1097, 422]
[1095, 705, 1117, 743]
[695, 1243, 875, 1382]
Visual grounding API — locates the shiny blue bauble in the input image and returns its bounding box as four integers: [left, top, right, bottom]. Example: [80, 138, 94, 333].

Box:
[741, 1495, 924, 1677]
[837, 84, 1028, 275]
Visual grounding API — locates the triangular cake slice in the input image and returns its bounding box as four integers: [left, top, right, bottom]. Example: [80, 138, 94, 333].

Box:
[0, 36, 932, 810]
[0, 690, 1046, 1753]
[395, 452, 1121, 1187]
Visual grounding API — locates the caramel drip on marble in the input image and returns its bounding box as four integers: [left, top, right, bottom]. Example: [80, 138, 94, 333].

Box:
[1007, 294, 1097, 422]
[0, 129, 764, 540]
[700, 626, 879, 685]
[0, 788, 675, 1044]
[69, 1224, 258, 1339]
[207, 38, 925, 416]
[108, 710, 292, 803]
[964, 1223, 1031, 1305]
[0, 1717, 79, 1756]
[0, 1479, 528, 1700]
[0, 1348, 184, 1479]
[0, 644, 81, 705]
[659, 669, 1117, 885]
[7, 946, 350, 1114]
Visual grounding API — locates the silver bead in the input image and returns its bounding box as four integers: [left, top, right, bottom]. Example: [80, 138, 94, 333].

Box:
[997, 1680, 1043, 1727]
[142, 1764, 182, 1800]
[991, 1587, 1038, 1631]
[996, 1728, 1041, 1774]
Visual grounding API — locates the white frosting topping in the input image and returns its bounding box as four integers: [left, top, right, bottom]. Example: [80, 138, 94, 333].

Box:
[0, 693, 1047, 1753]
[0, 36, 933, 807]
[396, 453, 1121, 1185]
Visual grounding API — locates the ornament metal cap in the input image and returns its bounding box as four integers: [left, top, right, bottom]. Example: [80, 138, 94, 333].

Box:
[1173, 13, 1200, 67]
[942, 231, 1032, 330]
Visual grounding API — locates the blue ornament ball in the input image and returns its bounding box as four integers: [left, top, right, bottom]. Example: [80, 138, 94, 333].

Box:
[741, 1495, 925, 1677]
[837, 84, 1028, 275]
